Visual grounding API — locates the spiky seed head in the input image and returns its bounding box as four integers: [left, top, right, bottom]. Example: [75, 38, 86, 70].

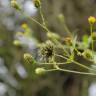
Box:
[39, 40, 54, 59]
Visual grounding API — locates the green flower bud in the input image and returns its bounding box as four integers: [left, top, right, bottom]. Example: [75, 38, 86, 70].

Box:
[92, 32, 96, 40]
[33, 0, 41, 8]
[35, 68, 45, 75]
[11, 0, 21, 10]
[58, 14, 65, 22]
[13, 40, 21, 46]
[23, 53, 36, 64]
[47, 32, 60, 40]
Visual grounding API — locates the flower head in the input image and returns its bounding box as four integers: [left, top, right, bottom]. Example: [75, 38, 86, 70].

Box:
[21, 23, 28, 29]
[39, 40, 54, 59]
[88, 16, 96, 24]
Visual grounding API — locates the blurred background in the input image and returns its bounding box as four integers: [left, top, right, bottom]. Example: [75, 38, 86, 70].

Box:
[0, 0, 96, 96]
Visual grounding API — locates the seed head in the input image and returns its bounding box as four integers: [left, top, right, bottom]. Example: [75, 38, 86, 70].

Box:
[39, 40, 54, 59]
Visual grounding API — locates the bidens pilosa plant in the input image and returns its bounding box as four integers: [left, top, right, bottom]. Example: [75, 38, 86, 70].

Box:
[11, 0, 96, 76]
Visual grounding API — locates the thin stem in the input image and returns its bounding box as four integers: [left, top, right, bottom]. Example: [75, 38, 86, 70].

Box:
[21, 11, 50, 33]
[53, 39, 70, 56]
[39, 6, 46, 26]
[61, 15, 73, 37]
[59, 68, 96, 76]
[90, 24, 94, 55]
[51, 56, 60, 69]
[45, 68, 96, 76]
[55, 54, 96, 72]
[63, 22, 72, 37]
[37, 62, 70, 65]
[74, 48, 81, 55]
[40, 6, 72, 38]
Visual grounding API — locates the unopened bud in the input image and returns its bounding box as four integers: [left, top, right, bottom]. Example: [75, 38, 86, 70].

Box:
[92, 32, 96, 40]
[13, 40, 21, 46]
[33, 0, 41, 8]
[35, 68, 45, 75]
[24, 53, 36, 64]
[11, 0, 21, 10]
[58, 14, 65, 22]
[47, 32, 60, 40]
